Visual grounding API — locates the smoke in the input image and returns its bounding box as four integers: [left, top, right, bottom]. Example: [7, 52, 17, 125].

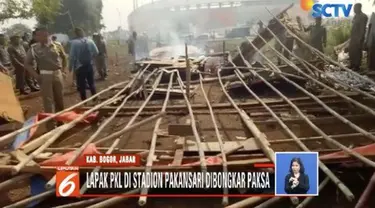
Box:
[133, 18, 205, 59]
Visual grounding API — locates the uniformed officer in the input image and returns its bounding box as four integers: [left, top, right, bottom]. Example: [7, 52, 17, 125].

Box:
[24, 27, 68, 130]
[8, 35, 39, 95]
[306, 17, 327, 53]
[0, 34, 12, 75]
[349, 3, 368, 71]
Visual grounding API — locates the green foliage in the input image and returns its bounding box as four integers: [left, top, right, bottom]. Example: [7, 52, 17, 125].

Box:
[47, 0, 103, 35]
[4, 23, 32, 36]
[0, 0, 61, 24]
[324, 19, 352, 57]
[33, 0, 62, 25]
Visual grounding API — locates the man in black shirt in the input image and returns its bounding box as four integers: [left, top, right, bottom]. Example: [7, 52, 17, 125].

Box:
[349, 3, 368, 70]
[306, 16, 327, 52]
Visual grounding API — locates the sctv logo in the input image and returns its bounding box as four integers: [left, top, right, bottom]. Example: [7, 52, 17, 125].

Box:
[300, 0, 353, 17]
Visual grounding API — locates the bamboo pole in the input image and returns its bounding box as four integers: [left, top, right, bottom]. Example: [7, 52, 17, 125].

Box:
[226, 197, 268, 208]
[253, 28, 375, 120]
[233, 68, 354, 201]
[52, 197, 106, 208]
[87, 189, 140, 208]
[80, 72, 165, 194]
[251, 32, 375, 144]
[78, 92, 368, 112]
[4, 189, 55, 208]
[41, 131, 375, 154]
[296, 177, 330, 208]
[240, 34, 375, 168]
[199, 73, 229, 206]
[265, 8, 375, 87]
[217, 69, 296, 206]
[176, 73, 207, 174]
[11, 95, 126, 174]
[0, 81, 128, 147]
[185, 43, 191, 99]
[138, 72, 174, 206]
[254, 197, 283, 208]
[13, 65, 151, 175]
[355, 172, 375, 208]
[0, 173, 33, 192]
[44, 67, 155, 189]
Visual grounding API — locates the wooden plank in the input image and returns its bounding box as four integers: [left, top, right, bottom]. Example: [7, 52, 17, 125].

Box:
[0, 72, 25, 123]
[168, 119, 200, 137]
[168, 124, 193, 136]
[185, 139, 259, 152]
[172, 137, 185, 166]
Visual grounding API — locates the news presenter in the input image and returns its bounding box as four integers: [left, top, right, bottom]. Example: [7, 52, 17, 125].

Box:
[284, 157, 310, 194]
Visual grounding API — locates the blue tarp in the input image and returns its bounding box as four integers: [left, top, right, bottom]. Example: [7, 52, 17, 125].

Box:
[11, 115, 46, 207]
[11, 116, 36, 150]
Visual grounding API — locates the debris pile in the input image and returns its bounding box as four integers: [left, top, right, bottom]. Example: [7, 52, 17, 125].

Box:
[324, 65, 375, 91]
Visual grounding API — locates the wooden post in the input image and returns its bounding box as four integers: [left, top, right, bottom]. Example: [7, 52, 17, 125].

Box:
[185, 43, 191, 99]
[223, 40, 226, 53]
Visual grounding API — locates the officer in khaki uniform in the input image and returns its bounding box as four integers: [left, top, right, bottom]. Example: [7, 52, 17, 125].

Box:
[24, 27, 68, 130]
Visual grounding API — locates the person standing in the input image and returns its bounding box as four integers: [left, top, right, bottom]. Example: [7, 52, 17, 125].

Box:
[24, 27, 67, 130]
[349, 3, 368, 71]
[274, 14, 294, 65]
[0, 34, 12, 75]
[22, 33, 31, 52]
[93, 33, 108, 80]
[128, 31, 137, 72]
[306, 17, 327, 52]
[29, 31, 38, 47]
[275, 30, 294, 65]
[23, 31, 41, 89]
[366, 12, 375, 71]
[69, 27, 99, 101]
[0, 61, 6, 73]
[8, 35, 39, 95]
[252, 21, 265, 65]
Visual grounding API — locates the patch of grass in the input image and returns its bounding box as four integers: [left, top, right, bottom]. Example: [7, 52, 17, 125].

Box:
[324, 19, 352, 58]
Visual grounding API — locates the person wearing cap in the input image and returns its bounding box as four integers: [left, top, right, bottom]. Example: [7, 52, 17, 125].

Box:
[8, 35, 39, 95]
[24, 27, 68, 130]
[305, 16, 327, 53]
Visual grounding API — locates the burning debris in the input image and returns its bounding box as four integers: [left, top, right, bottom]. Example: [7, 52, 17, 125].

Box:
[149, 45, 204, 60]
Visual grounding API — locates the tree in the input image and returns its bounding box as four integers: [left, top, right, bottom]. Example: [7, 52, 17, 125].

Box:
[0, 0, 61, 24]
[4, 23, 32, 37]
[47, 0, 103, 35]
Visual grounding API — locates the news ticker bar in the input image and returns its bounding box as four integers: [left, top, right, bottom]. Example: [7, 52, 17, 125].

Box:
[56, 167, 275, 197]
[62, 153, 274, 168]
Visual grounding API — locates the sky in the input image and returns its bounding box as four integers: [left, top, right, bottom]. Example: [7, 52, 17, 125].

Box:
[1, 0, 136, 32]
[0, 0, 374, 32]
